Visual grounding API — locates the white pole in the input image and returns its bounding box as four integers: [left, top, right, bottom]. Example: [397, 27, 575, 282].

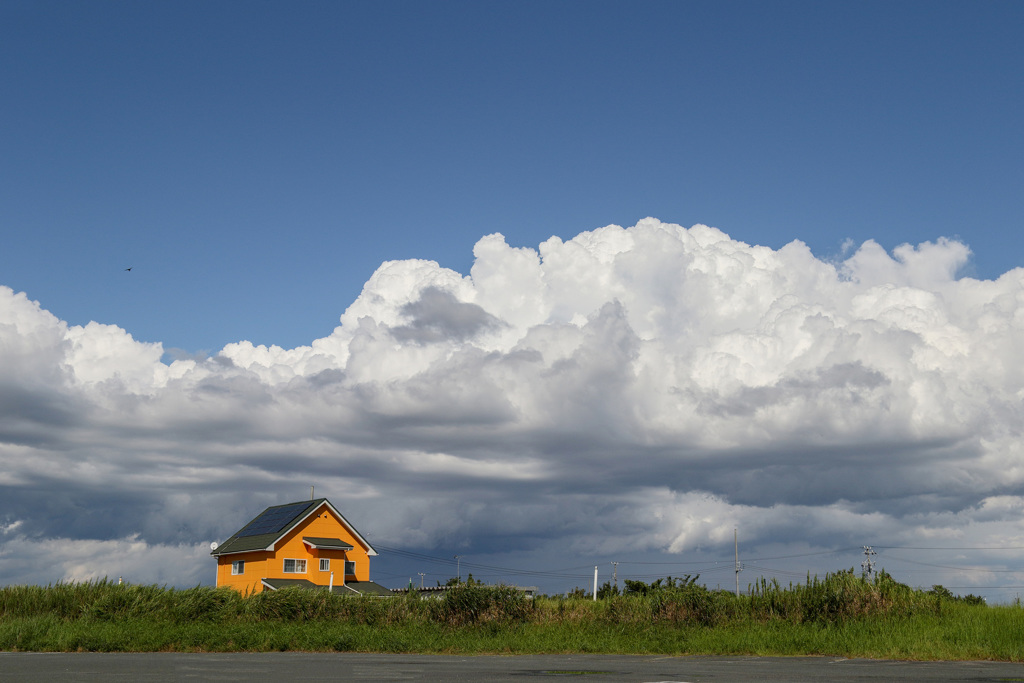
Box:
[329, 571, 334, 592]
[593, 566, 598, 601]
[734, 528, 740, 598]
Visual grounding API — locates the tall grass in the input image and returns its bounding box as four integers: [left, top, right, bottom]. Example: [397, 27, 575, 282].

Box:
[745, 569, 933, 622]
[0, 572, 1019, 659]
[0, 580, 532, 627]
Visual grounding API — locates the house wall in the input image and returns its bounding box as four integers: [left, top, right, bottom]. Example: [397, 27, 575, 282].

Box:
[216, 503, 373, 594]
[216, 552, 270, 595]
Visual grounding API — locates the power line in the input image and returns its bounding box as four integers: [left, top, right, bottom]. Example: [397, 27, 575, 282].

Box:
[742, 564, 816, 580]
[747, 547, 863, 561]
[874, 545, 1024, 551]
[612, 548, 861, 565]
[371, 543, 1024, 592]
[375, 544, 597, 574]
[374, 545, 597, 580]
[879, 554, 1024, 573]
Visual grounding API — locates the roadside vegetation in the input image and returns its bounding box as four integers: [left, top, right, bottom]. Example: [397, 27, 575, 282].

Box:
[0, 570, 1020, 660]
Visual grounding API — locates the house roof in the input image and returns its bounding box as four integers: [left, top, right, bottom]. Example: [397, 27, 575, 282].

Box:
[212, 498, 378, 557]
[303, 537, 354, 550]
[344, 581, 395, 597]
[261, 578, 395, 596]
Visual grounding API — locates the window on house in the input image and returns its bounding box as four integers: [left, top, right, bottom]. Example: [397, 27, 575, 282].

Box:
[283, 559, 307, 574]
[345, 560, 356, 576]
[231, 561, 245, 575]
[319, 558, 330, 572]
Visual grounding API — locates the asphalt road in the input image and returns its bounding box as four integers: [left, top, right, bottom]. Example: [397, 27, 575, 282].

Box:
[1, 653, 1022, 682]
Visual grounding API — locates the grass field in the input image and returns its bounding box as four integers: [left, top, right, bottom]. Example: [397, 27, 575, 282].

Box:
[1, 571, 1021, 659]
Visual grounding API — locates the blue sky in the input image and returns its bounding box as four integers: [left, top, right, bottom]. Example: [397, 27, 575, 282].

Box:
[4, 0, 1021, 353]
[3, 1, 1024, 601]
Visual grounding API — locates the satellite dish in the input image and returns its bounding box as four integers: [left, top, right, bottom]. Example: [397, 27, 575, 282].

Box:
[210, 542, 219, 551]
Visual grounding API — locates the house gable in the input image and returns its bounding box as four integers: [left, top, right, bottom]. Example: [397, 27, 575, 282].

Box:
[212, 499, 378, 557]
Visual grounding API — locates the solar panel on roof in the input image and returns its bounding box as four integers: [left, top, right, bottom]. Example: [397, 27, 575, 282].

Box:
[237, 502, 311, 537]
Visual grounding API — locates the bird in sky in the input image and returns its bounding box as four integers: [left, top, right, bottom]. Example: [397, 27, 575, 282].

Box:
[124, 267, 132, 271]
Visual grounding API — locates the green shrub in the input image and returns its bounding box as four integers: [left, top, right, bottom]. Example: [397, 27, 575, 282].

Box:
[429, 584, 533, 627]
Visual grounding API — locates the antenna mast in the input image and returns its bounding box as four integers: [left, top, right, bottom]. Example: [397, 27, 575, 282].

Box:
[862, 546, 877, 578]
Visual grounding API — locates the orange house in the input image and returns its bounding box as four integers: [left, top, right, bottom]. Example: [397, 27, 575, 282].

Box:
[211, 498, 392, 596]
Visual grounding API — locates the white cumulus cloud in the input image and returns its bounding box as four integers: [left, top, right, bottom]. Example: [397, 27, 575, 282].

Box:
[2, 218, 1024, 598]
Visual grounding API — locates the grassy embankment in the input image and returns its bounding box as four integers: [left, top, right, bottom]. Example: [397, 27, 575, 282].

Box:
[1, 570, 1021, 659]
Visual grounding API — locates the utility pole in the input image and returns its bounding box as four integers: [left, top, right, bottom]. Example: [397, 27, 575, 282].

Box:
[593, 566, 598, 601]
[454, 555, 462, 582]
[862, 546, 877, 578]
[734, 528, 742, 597]
[611, 561, 619, 592]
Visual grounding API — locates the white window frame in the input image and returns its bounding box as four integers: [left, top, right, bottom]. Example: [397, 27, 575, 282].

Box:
[231, 560, 245, 575]
[319, 558, 330, 572]
[283, 558, 307, 574]
[344, 560, 356, 576]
